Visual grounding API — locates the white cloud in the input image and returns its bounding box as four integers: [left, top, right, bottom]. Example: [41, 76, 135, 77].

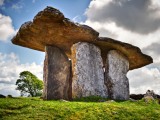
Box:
[89, 20, 160, 49]
[84, 0, 160, 49]
[72, 16, 82, 23]
[0, 84, 20, 96]
[12, 4, 23, 10]
[88, 0, 112, 9]
[0, 0, 4, 6]
[0, 14, 17, 42]
[84, 0, 160, 95]
[85, 0, 160, 34]
[150, 0, 160, 9]
[11, 0, 23, 10]
[128, 66, 160, 95]
[0, 52, 43, 97]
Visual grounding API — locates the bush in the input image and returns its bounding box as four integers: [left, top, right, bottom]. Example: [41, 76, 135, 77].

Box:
[0, 94, 6, 98]
[7, 95, 13, 98]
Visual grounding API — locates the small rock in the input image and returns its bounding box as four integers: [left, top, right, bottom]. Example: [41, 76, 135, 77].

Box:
[110, 100, 115, 102]
[145, 90, 156, 99]
[144, 96, 155, 104]
[129, 98, 137, 102]
[112, 111, 118, 114]
[60, 99, 69, 102]
[106, 100, 115, 103]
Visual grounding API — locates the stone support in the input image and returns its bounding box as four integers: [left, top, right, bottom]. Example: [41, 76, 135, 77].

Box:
[43, 46, 71, 100]
[105, 50, 129, 100]
[71, 42, 108, 98]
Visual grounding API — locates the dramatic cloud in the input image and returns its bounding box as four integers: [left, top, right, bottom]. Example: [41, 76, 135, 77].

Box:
[0, 14, 17, 42]
[128, 40, 160, 94]
[128, 66, 160, 95]
[0, 52, 43, 96]
[85, 20, 160, 48]
[84, 0, 160, 94]
[143, 43, 160, 60]
[86, 0, 160, 34]
[0, 0, 4, 6]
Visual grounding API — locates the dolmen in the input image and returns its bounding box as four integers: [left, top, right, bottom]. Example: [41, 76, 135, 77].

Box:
[12, 6, 153, 100]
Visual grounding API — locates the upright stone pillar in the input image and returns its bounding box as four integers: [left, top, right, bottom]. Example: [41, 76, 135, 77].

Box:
[105, 50, 129, 100]
[71, 42, 108, 98]
[43, 46, 71, 100]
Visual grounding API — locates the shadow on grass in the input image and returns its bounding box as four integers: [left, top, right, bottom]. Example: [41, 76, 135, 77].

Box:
[9, 104, 30, 110]
[71, 96, 109, 102]
[0, 104, 30, 118]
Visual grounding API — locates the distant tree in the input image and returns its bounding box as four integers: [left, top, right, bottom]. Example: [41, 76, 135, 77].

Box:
[15, 71, 43, 97]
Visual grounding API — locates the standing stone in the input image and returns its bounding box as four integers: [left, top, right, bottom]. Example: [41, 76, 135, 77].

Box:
[71, 42, 108, 98]
[105, 50, 129, 100]
[43, 46, 71, 100]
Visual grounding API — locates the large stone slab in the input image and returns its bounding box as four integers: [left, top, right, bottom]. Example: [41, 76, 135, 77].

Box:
[105, 50, 129, 100]
[93, 37, 153, 70]
[43, 46, 71, 100]
[71, 42, 108, 98]
[12, 6, 98, 55]
[12, 6, 152, 70]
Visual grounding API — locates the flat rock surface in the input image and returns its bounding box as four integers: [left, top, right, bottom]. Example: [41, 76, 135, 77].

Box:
[12, 6, 153, 70]
[43, 46, 71, 100]
[105, 50, 129, 100]
[71, 42, 108, 98]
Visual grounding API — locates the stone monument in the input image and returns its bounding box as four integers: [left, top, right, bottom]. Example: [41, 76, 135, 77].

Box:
[12, 6, 153, 100]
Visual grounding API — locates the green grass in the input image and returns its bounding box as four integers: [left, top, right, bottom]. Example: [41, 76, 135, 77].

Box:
[0, 97, 160, 120]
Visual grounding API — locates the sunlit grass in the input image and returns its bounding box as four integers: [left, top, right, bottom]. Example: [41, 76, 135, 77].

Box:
[0, 97, 160, 120]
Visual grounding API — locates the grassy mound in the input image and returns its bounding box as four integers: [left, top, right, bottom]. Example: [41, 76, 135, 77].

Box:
[0, 97, 160, 120]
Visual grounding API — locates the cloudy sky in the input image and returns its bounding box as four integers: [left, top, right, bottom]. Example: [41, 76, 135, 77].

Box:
[0, 0, 160, 96]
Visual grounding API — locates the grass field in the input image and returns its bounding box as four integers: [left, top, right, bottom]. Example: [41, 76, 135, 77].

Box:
[0, 97, 160, 120]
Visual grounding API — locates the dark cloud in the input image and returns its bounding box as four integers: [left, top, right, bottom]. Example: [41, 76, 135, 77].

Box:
[86, 0, 160, 34]
[128, 42, 160, 94]
[142, 42, 160, 56]
[142, 42, 160, 63]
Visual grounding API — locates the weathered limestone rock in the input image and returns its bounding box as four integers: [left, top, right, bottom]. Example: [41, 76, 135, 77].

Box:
[12, 6, 99, 55]
[43, 46, 71, 100]
[71, 42, 108, 98]
[105, 50, 129, 100]
[143, 90, 156, 103]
